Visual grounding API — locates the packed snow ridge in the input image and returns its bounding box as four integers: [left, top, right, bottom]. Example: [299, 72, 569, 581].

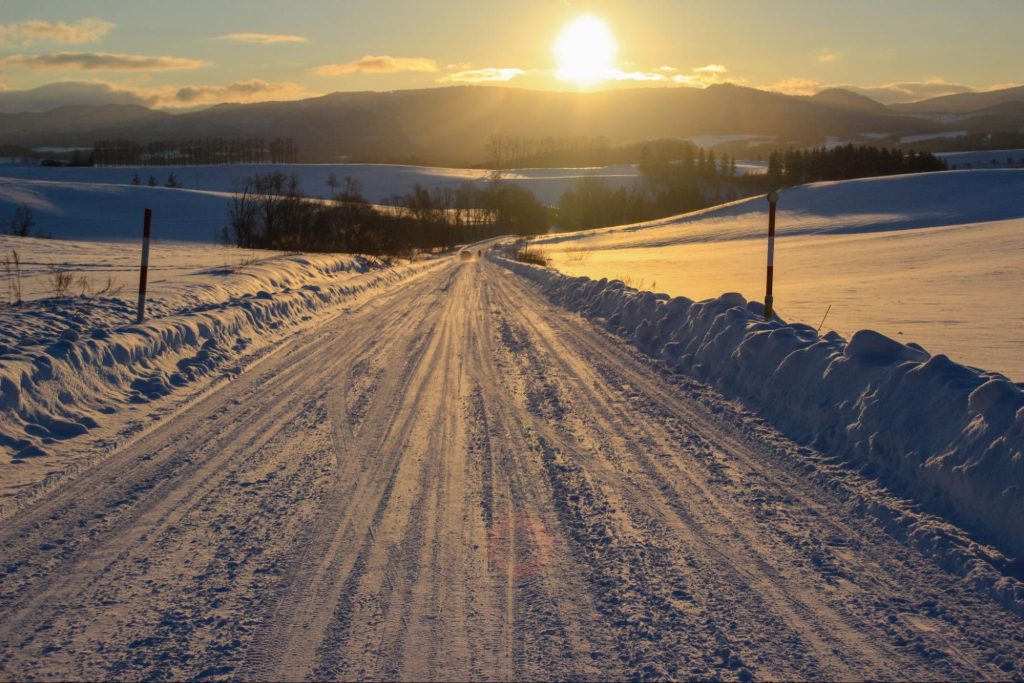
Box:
[494, 255, 1024, 573]
[0, 251, 440, 491]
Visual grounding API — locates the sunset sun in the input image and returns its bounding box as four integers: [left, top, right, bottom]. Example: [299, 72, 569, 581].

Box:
[554, 15, 617, 86]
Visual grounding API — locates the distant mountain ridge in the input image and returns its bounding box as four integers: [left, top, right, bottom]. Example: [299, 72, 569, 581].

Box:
[1, 83, 1022, 165]
[892, 85, 1024, 114]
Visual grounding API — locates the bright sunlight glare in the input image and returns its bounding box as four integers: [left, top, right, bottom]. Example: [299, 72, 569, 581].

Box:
[554, 15, 617, 86]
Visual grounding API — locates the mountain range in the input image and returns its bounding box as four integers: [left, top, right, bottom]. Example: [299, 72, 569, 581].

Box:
[1, 83, 1022, 165]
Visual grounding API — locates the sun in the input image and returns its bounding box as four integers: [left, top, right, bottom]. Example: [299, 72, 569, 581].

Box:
[554, 15, 617, 86]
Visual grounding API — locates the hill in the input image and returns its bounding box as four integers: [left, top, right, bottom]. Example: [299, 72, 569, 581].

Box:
[0, 85, 943, 165]
[892, 84, 1024, 114]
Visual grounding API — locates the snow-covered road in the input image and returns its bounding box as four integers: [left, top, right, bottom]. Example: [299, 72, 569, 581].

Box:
[0, 257, 1020, 681]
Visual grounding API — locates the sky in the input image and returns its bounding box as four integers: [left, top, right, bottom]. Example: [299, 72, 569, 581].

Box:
[0, 0, 1021, 111]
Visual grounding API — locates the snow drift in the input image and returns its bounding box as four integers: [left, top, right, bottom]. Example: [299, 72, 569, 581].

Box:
[0, 252, 441, 490]
[494, 255, 1024, 566]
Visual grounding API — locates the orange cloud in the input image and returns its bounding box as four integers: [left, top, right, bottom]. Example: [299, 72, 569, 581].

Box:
[0, 52, 206, 71]
[215, 32, 308, 44]
[616, 63, 740, 88]
[311, 55, 438, 76]
[171, 79, 314, 105]
[438, 68, 524, 84]
[0, 18, 114, 46]
[763, 77, 822, 96]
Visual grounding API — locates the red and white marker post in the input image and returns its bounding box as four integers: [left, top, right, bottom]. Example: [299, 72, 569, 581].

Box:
[136, 208, 152, 324]
[764, 190, 778, 321]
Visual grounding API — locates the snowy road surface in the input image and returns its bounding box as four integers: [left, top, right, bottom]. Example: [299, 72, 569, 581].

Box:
[0, 258, 1020, 681]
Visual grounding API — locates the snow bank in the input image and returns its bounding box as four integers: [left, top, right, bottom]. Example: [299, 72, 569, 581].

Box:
[495, 256, 1024, 566]
[0, 253, 440, 475]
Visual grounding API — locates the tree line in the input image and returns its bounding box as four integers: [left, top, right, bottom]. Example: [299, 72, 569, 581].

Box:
[221, 140, 959, 252]
[223, 172, 550, 256]
[557, 141, 748, 231]
[484, 134, 745, 172]
[92, 137, 299, 166]
[766, 144, 946, 184]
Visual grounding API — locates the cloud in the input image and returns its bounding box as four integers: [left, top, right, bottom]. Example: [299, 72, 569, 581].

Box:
[0, 52, 207, 72]
[763, 77, 823, 96]
[214, 32, 308, 44]
[612, 70, 666, 82]
[171, 79, 313, 105]
[0, 80, 150, 113]
[611, 63, 739, 88]
[0, 78, 317, 113]
[311, 55, 438, 76]
[0, 18, 114, 46]
[818, 51, 837, 63]
[438, 68, 524, 84]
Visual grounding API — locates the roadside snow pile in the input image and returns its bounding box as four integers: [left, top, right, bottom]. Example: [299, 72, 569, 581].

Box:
[0, 251, 439, 473]
[495, 256, 1024, 565]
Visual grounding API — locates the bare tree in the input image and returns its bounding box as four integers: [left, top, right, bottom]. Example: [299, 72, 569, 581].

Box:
[7, 206, 35, 237]
[485, 134, 507, 180]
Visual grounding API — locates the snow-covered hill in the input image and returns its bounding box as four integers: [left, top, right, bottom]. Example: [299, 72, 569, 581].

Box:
[0, 163, 646, 242]
[534, 170, 1024, 379]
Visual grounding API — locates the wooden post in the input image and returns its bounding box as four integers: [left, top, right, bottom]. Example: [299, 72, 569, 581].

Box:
[136, 208, 152, 324]
[764, 191, 778, 321]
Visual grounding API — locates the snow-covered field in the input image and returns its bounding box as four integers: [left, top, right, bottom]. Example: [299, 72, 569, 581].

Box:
[0, 235, 274, 303]
[534, 170, 1024, 379]
[937, 148, 1024, 168]
[0, 163, 643, 242]
[0, 163, 645, 205]
[0, 161, 772, 242]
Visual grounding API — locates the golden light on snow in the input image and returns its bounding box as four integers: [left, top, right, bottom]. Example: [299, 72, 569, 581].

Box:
[553, 15, 617, 86]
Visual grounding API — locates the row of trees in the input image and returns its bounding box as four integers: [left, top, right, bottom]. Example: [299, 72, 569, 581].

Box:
[93, 137, 299, 166]
[766, 144, 946, 184]
[558, 176, 741, 232]
[484, 134, 746, 174]
[557, 141, 754, 231]
[485, 134, 613, 169]
[223, 172, 550, 256]
[221, 141, 961, 252]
